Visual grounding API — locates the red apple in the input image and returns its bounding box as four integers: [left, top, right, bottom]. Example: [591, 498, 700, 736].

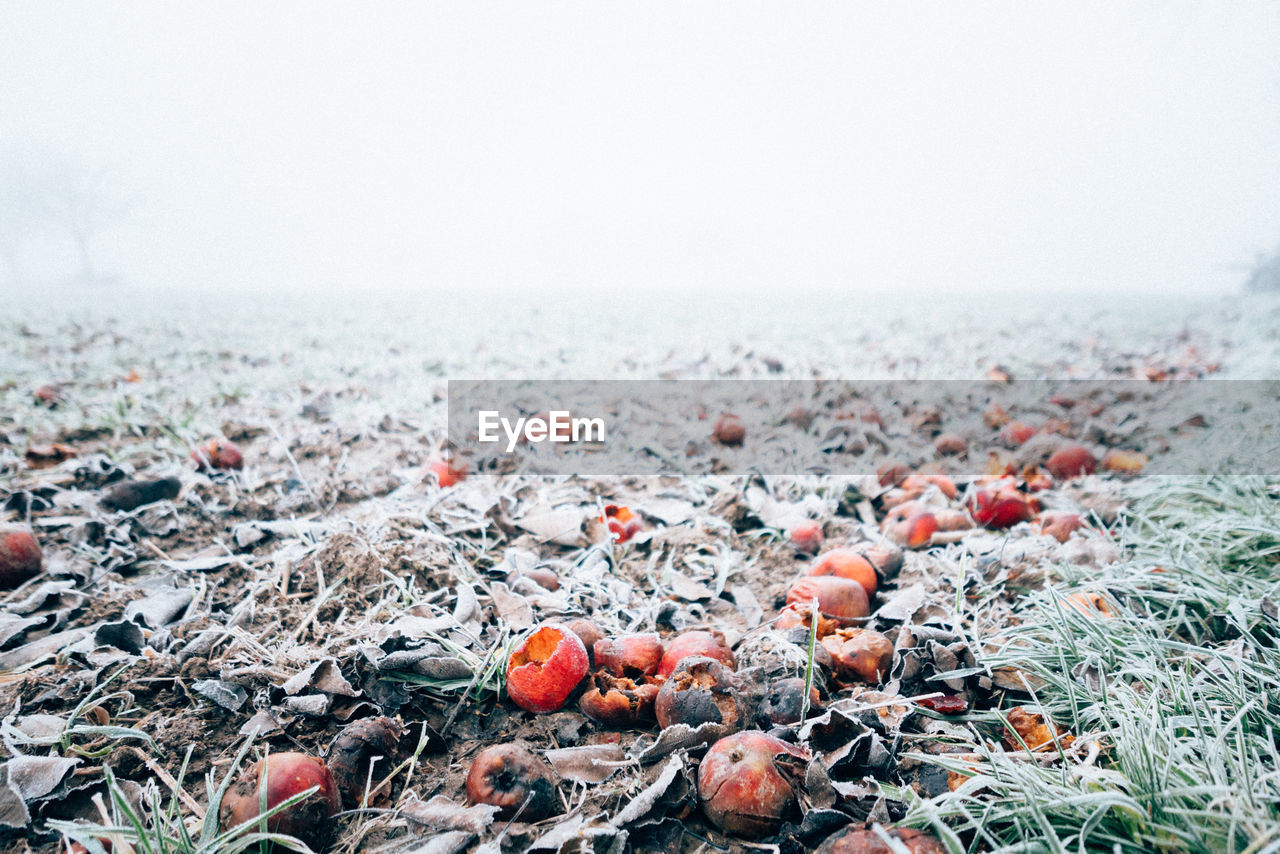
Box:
[807, 548, 877, 597]
[968, 487, 1035, 529]
[1045, 443, 1097, 480]
[815, 825, 947, 853]
[698, 731, 811, 838]
[0, 529, 42, 589]
[191, 438, 244, 471]
[594, 634, 664, 678]
[820, 628, 894, 683]
[998, 421, 1037, 447]
[506, 624, 589, 714]
[579, 673, 661, 727]
[788, 521, 824, 554]
[656, 630, 735, 680]
[786, 576, 870, 623]
[1039, 511, 1083, 543]
[219, 752, 341, 849]
[712, 414, 746, 446]
[427, 457, 466, 487]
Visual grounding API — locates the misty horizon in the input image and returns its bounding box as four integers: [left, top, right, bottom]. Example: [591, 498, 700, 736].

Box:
[2, 2, 1279, 298]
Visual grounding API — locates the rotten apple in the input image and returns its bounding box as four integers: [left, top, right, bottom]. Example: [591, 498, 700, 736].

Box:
[579, 672, 661, 727]
[326, 716, 404, 807]
[594, 633, 664, 679]
[757, 677, 822, 726]
[815, 825, 947, 854]
[191, 438, 244, 471]
[506, 623, 590, 714]
[655, 657, 745, 731]
[820, 628, 894, 684]
[697, 730, 810, 838]
[465, 743, 556, 821]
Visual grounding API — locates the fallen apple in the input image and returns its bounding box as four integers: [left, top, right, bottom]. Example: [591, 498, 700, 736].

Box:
[579, 673, 661, 727]
[465, 743, 556, 821]
[219, 752, 341, 850]
[998, 421, 1037, 447]
[566, 619, 605, 660]
[860, 543, 903, 581]
[191, 438, 244, 471]
[427, 456, 466, 487]
[1045, 443, 1096, 480]
[820, 628, 894, 683]
[757, 677, 822, 726]
[697, 730, 810, 838]
[968, 486, 1034, 529]
[326, 716, 404, 807]
[506, 624, 590, 714]
[1038, 511, 1082, 543]
[788, 520, 824, 554]
[712, 413, 746, 446]
[1101, 448, 1147, 473]
[594, 633, 664, 679]
[100, 477, 182, 512]
[656, 630, 735, 679]
[786, 576, 870, 622]
[602, 504, 642, 542]
[933, 432, 967, 456]
[815, 825, 947, 853]
[807, 548, 878, 596]
[887, 512, 938, 549]
[24, 443, 76, 469]
[1002, 706, 1074, 753]
[0, 528, 42, 589]
[655, 656, 746, 731]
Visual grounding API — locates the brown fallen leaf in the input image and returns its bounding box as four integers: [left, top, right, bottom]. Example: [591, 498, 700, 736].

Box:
[1002, 706, 1074, 753]
[24, 444, 77, 469]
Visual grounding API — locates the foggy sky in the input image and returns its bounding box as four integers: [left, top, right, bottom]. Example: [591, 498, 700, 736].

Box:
[2, 2, 1278, 296]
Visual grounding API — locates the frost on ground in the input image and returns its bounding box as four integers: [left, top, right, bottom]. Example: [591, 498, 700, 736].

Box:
[1, 288, 1278, 854]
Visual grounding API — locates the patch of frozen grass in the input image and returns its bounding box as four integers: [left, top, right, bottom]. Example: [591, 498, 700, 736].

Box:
[900, 477, 1280, 853]
[49, 739, 319, 854]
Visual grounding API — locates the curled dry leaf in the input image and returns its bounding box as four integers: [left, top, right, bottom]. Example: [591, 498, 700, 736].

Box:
[1002, 706, 1075, 753]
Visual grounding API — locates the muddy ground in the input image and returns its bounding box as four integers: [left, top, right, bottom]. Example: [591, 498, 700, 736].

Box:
[1, 287, 1276, 853]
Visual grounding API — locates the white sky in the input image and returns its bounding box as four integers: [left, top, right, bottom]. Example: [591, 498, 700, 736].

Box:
[2, 1, 1278, 295]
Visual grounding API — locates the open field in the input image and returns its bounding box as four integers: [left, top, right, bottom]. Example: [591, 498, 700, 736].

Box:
[2, 287, 1279, 853]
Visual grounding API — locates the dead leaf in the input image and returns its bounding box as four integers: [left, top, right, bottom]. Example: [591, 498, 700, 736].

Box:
[282, 658, 360, 697]
[1, 755, 79, 800]
[401, 793, 500, 834]
[515, 508, 587, 547]
[545, 743, 629, 784]
[193, 679, 248, 712]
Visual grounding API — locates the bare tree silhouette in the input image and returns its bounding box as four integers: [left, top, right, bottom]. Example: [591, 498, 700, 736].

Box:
[1244, 245, 1280, 293]
[0, 148, 132, 286]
